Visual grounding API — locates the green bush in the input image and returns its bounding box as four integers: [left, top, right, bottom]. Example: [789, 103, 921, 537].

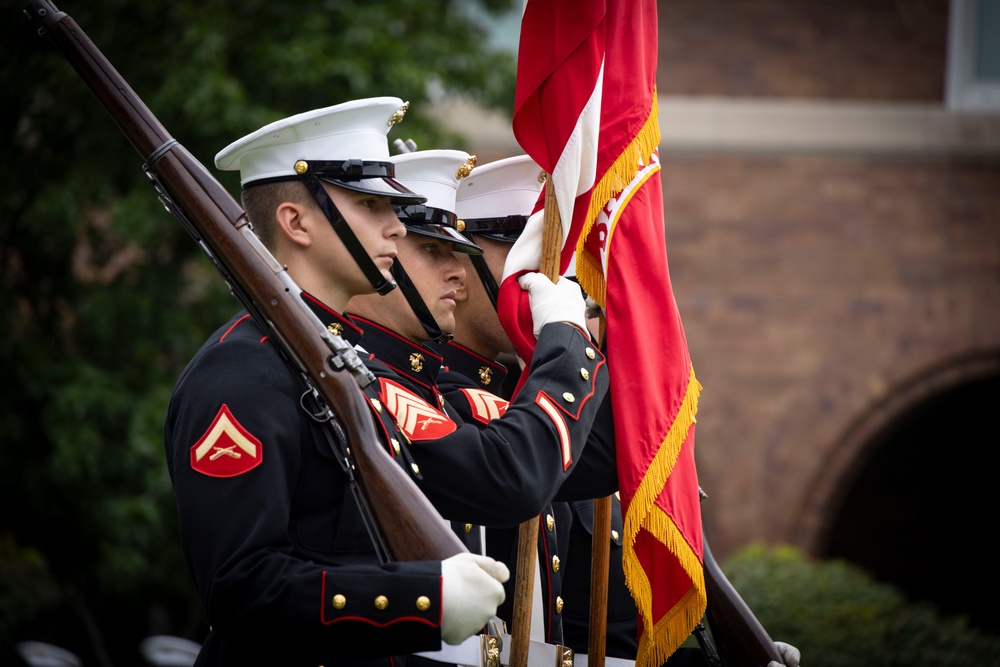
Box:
[720, 543, 1000, 667]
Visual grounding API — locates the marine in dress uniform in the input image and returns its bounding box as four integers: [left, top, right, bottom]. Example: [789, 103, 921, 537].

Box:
[345, 150, 614, 533]
[164, 99, 508, 667]
[447, 156, 802, 667]
[443, 155, 631, 656]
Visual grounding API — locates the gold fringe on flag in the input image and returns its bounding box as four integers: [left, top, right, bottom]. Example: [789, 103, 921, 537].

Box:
[622, 366, 706, 667]
[574, 91, 662, 307]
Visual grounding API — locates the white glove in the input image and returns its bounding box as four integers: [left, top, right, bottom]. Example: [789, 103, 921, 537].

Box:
[767, 641, 801, 667]
[440, 553, 509, 645]
[517, 272, 588, 338]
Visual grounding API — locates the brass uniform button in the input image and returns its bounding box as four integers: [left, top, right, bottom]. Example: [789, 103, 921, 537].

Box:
[416, 596, 431, 611]
[391, 438, 401, 455]
[551, 555, 560, 573]
[580, 368, 590, 380]
[410, 463, 421, 475]
[562, 392, 575, 403]
[545, 514, 555, 531]
[555, 596, 564, 614]
[332, 594, 346, 609]
[371, 398, 383, 413]
[465, 523, 473, 533]
[374, 595, 389, 610]
[611, 530, 620, 542]
[585, 347, 596, 359]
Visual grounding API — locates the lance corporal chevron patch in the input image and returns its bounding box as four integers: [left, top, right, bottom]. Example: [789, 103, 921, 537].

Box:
[190, 404, 263, 478]
[379, 378, 456, 441]
[457, 387, 509, 425]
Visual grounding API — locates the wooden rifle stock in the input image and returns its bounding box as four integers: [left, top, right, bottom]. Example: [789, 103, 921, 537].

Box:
[703, 532, 782, 667]
[24, 0, 465, 563]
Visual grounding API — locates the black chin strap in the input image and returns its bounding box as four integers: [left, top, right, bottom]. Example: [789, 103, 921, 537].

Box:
[390, 261, 450, 342]
[470, 252, 500, 311]
[300, 173, 396, 295]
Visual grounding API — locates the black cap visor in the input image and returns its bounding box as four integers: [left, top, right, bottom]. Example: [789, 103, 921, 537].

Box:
[462, 215, 528, 243]
[407, 223, 483, 255]
[323, 175, 426, 205]
[302, 158, 426, 205]
[395, 205, 483, 255]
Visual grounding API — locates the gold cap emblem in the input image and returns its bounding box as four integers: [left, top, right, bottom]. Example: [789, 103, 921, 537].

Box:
[456, 219, 466, 232]
[456, 155, 477, 179]
[478, 366, 493, 385]
[389, 101, 409, 126]
[374, 595, 389, 610]
[294, 160, 309, 174]
[416, 596, 431, 611]
[409, 352, 425, 372]
[332, 594, 347, 609]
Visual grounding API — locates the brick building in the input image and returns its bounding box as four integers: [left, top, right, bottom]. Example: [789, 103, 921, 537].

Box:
[447, 0, 1000, 633]
[656, 1, 1000, 633]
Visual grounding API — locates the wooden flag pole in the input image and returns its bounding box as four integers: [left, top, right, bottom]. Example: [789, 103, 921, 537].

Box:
[588, 243, 611, 667]
[509, 179, 561, 667]
[510, 178, 613, 667]
[510, 180, 562, 667]
[588, 495, 612, 667]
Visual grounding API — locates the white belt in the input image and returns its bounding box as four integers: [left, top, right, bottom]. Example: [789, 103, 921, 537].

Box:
[415, 632, 637, 667]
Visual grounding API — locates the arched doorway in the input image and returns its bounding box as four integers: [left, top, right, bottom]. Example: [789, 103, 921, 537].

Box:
[805, 352, 1000, 634]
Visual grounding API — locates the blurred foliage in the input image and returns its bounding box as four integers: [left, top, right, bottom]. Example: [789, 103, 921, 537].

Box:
[720, 543, 1000, 667]
[2, 0, 516, 663]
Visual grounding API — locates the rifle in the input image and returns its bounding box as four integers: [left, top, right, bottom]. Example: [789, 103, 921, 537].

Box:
[701, 495, 782, 667]
[23, 0, 466, 563]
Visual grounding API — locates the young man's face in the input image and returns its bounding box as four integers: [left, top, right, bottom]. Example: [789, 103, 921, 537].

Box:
[346, 232, 466, 343]
[393, 234, 466, 339]
[322, 183, 406, 294]
[453, 237, 515, 358]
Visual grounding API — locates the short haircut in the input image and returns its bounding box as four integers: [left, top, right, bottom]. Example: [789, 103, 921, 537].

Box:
[240, 180, 313, 251]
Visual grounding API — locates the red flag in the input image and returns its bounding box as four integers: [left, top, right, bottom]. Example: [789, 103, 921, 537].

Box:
[499, 2, 706, 664]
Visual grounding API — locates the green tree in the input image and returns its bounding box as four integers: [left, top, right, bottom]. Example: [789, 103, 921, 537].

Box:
[722, 544, 1000, 667]
[1, 1, 516, 664]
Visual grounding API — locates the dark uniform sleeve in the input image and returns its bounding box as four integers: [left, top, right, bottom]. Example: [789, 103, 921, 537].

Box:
[164, 323, 443, 663]
[408, 323, 611, 527]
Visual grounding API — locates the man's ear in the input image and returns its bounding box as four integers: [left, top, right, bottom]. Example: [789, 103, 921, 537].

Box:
[274, 201, 313, 248]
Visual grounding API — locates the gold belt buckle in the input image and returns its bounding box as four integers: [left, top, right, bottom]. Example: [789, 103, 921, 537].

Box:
[555, 644, 573, 667]
[481, 633, 501, 667]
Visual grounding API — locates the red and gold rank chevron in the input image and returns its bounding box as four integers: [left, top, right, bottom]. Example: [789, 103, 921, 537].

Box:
[190, 404, 263, 478]
[379, 378, 457, 441]
[458, 387, 510, 425]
